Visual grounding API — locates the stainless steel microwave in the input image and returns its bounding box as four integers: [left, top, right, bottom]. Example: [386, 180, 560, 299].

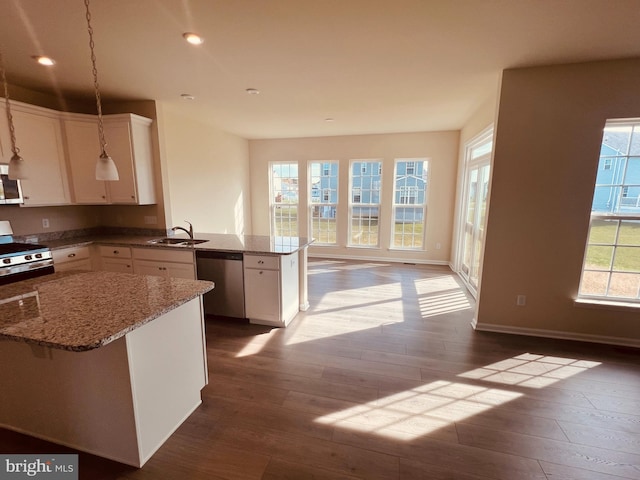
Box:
[0, 164, 23, 204]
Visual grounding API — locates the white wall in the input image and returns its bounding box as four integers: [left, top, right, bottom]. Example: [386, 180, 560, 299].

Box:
[249, 131, 459, 264]
[157, 103, 251, 235]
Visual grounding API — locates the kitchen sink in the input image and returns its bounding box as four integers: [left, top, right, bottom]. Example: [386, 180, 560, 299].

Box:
[147, 238, 208, 246]
[181, 239, 208, 245]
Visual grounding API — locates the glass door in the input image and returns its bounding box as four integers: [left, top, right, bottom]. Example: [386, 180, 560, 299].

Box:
[459, 130, 492, 297]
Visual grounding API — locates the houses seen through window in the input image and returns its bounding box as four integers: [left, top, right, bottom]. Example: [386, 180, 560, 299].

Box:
[270, 162, 299, 236]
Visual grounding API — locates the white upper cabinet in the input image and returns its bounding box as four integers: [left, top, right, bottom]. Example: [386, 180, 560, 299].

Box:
[63, 113, 156, 205]
[63, 116, 106, 203]
[0, 102, 71, 206]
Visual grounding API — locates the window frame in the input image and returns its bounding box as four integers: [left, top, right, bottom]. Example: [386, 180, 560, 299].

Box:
[308, 160, 339, 246]
[578, 119, 640, 305]
[348, 159, 383, 248]
[269, 161, 299, 237]
[391, 158, 428, 251]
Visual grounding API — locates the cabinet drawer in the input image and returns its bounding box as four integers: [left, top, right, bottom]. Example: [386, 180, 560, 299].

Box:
[98, 245, 132, 259]
[244, 254, 279, 270]
[52, 245, 91, 264]
[55, 258, 92, 272]
[132, 247, 194, 264]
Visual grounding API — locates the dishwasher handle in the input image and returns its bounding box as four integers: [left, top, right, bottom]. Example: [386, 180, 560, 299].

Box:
[195, 250, 243, 261]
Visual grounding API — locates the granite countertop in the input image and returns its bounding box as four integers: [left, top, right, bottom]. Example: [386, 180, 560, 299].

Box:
[44, 233, 314, 255]
[0, 271, 214, 352]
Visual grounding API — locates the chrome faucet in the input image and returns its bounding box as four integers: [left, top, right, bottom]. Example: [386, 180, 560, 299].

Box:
[171, 221, 193, 239]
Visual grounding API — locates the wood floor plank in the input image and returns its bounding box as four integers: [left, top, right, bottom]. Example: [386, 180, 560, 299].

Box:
[331, 428, 547, 480]
[539, 460, 639, 480]
[262, 458, 362, 480]
[214, 425, 400, 480]
[558, 421, 640, 455]
[456, 422, 640, 479]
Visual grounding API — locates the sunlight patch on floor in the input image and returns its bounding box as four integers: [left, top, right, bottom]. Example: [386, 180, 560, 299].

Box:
[314, 380, 522, 441]
[419, 290, 472, 317]
[457, 353, 602, 388]
[314, 353, 601, 441]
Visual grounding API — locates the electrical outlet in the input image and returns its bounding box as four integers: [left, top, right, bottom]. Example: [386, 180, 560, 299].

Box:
[516, 295, 526, 306]
[42, 218, 50, 229]
[436, 242, 441, 250]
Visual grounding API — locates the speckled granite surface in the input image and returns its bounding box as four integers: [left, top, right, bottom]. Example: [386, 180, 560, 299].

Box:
[44, 233, 313, 255]
[0, 271, 214, 352]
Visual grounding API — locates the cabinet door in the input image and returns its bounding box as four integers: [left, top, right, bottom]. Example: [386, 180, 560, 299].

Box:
[133, 260, 167, 277]
[0, 105, 70, 206]
[103, 121, 137, 204]
[165, 263, 196, 280]
[101, 258, 132, 273]
[64, 119, 108, 203]
[0, 104, 12, 164]
[244, 268, 280, 323]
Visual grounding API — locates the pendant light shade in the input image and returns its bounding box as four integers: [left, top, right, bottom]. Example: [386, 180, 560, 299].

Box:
[8, 153, 27, 180]
[84, 0, 119, 181]
[96, 151, 119, 181]
[0, 50, 28, 180]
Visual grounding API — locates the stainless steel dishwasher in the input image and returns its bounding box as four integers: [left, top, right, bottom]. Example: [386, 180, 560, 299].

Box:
[195, 251, 245, 318]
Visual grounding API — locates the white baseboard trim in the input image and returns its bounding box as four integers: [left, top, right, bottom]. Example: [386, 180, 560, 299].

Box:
[472, 321, 640, 349]
[308, 253, 450, 266]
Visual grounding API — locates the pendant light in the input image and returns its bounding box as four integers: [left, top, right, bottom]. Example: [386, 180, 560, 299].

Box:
[84, 0, 119, 181]
[0, 50, 28, 180]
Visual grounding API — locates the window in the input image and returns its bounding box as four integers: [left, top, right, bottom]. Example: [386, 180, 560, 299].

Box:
[349, 160, 382, 247]
[270, 162, 298, 236]
[309, 161, 338, 245]
[406, 161, 415, 175]
[579, 120, 640, 302]
[392, 159, 428, 249]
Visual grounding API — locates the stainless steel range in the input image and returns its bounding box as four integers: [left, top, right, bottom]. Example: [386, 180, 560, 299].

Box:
[0, 221, 53, 285]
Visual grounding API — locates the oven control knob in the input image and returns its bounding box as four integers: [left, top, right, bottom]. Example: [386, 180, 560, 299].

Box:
[25, 255, 32, 260]
[35, 253, 42, 259]
[2, 258, 10, 264]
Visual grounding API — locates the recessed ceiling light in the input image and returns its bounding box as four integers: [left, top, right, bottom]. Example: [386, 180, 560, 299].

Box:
[181, 93, 195, 100]
[32, 56, 55, 66]
[245, 88, 260, 95]
[182, 33, 204, 45]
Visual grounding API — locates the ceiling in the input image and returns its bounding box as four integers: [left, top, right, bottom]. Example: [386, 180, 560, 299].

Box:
[1, 0, 640, 139]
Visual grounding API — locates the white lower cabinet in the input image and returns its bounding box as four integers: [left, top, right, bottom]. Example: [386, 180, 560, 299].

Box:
[132, 248, 195, 280]
[98, 246, 133, 273]
[244, 253, 299, 327]
[52, 245, 92, 272]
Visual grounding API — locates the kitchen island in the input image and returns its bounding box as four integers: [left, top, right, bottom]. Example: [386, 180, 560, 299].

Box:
[0, 271, 214, 467]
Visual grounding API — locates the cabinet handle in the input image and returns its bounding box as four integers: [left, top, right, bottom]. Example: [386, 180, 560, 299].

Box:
[68, 253, 76, 258]
[24, 196, 30, 200]
[131, 195, 135, 199]
[102, 195, 106, 199]
[259, 271, 263, 275]
[258, 260, 264, 264]
[113, 250, 119, 255]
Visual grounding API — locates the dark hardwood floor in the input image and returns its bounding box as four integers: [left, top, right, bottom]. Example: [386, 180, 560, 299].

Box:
[2, 258, 639, 479]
